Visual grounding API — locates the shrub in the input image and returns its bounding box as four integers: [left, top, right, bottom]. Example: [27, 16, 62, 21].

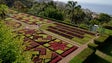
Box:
[88, 43, 98, 50]
[78, 23, 89, 30]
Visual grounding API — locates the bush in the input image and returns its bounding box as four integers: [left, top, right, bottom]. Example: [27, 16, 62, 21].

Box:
[78, 24, 89, 30]
[69, 48, 95, 63]
[88, 43, 98, 50]
[103, 25, 112, 30]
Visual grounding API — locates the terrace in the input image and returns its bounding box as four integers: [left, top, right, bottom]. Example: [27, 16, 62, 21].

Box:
[5, 10, 98, 63]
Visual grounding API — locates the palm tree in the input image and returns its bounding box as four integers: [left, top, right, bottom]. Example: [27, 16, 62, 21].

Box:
[0, 4, 8, 19]
[66, 1, 83, 24]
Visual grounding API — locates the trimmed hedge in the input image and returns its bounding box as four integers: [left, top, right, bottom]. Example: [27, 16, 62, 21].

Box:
[94, 34, 109, 45]
[94, 34, 109, 49]
[103, 25, 112, 30]
[69, 47, 95, 63]
[88, 43, 98, 50]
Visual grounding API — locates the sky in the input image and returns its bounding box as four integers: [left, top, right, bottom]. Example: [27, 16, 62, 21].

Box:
[53, 0, 112, 5]
[53, 0, 112, 15]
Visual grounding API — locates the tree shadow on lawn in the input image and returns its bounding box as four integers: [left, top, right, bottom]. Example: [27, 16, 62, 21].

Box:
[84, 54, 110, 63]
[98, 37, 112, 57]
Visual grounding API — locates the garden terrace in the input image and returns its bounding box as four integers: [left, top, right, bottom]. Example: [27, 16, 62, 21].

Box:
[16, 28, 79, 63]
[48, 26, 84, 38]
[5, 10, 97, 63]
[54, 22, 96, 35]
[18, 29, 78, 63]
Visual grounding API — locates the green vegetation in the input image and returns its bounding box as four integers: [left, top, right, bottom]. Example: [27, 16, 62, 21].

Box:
[72, 34, 94, 44]
[88, 43, 98, 50]
[86, 36, 112, 63]
[0, 22, 32, 63]
[40, 23, 56, 30]
[94, 34, 109, 44]
[98, 13, 111, 23]
[0, 4, 8, 19]
[0, 0, 112, 63]
[69, 47, 95, 63]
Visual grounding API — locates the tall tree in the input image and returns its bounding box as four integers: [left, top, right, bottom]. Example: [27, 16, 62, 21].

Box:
[66, 1, 78, 24]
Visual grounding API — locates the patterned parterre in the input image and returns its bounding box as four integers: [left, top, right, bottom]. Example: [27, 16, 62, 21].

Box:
[17, 28, 78, 63]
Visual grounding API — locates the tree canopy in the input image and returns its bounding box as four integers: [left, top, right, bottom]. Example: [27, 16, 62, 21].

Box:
[98, 13, 111, 22]
[0, 4, 8, 19]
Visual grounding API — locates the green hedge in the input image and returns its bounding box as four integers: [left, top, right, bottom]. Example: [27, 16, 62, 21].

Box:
[69, 48, 95, 63]
[94, 34, 109, 45]
[103, 25, 112, 30]
[88, 43, 98, 50]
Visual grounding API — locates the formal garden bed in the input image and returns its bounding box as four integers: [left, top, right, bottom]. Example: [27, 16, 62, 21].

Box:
[5, 11, 98, 63]
[15, 28, 79, 63]
[10, 13, 53, 25]
[5, 18, 22, 29]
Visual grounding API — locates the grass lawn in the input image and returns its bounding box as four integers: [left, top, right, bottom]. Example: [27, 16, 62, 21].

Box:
[72, 34, 95, 45]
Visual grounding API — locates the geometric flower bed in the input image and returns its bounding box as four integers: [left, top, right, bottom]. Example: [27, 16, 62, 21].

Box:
[5, 18, 22, 29]
[30, 33, 55, 45]
[7, 11, 79, 63]
[10, 13, 53, 25]
[17, 28, 78, 63]
[43, 39, 78, 57]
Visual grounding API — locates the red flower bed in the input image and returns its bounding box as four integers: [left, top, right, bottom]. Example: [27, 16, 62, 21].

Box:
[33, 56, 42, 63]
[47, 28, 73, 39]
[24, 38, 40, 50]
[50, 56, 62, 63]
[52, 52, 58, 59]
[56, 25, 85, 35]
[54, 23, 96, 35]
[33, 48, 46, 55]
[48, 26, 84, 38]
[50, 42, 67, 50]
[61, 46, 78, 57]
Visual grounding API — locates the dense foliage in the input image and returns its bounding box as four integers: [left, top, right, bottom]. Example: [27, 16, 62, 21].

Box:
[0, 22, 32, 63]
[0, 4, 8, 19]
[1, 0, 112, 30]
